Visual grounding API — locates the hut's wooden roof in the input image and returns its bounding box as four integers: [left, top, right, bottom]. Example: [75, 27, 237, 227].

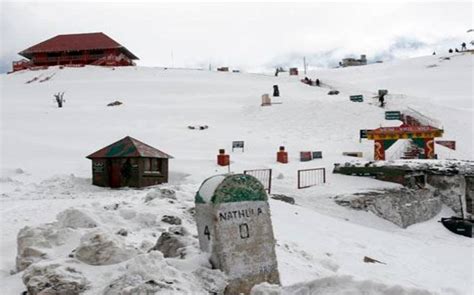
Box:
[87, 136, 173, 159]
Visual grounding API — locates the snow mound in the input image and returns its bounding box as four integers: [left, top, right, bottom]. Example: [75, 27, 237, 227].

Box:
[16, 224, 71, 272]
[74, 229, 140, 265]
[104, 252, 227, 294]
[144, 188, 177, 202]
[56, 208, 98, 229]
[251, 275, 437, 295]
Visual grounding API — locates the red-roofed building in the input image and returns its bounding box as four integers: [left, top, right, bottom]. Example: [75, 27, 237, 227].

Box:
[12, 32, 139, 72]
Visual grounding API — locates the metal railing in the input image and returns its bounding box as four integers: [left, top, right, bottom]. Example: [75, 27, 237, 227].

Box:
[244, 169, 272, 194]
[297, 168, 326, 189]
[403, 107, 442, 128]
[33, 54, 106, 63]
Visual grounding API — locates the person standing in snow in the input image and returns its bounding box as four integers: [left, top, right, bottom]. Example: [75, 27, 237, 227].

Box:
[461, 42, 467, 51]
[315, 79, 320, 87]
[379, 93, 385, 108]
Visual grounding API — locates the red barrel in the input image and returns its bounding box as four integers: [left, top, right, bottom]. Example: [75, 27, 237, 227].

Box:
[277, 146, 288, 163]
[217, 149, 230, 166]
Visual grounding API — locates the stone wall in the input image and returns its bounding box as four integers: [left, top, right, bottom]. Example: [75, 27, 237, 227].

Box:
[427, 175, 466, 216]
[335, 188, 442, 228]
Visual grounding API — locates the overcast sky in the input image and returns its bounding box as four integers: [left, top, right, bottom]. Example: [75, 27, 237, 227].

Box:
[1, 1, 472, 72]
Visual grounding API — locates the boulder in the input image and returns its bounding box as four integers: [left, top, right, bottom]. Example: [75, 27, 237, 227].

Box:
[149, 230, 187, 258]
[192, 267, 228, 294]
[22, 262, 89, 295]
[75, 230, 139, 265]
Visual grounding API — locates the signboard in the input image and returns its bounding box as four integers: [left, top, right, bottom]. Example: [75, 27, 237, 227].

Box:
[378, 89, 388, 96]
[93, 162, 105, 173]
[312, 151, 323, 159]
[300, 151, 312, 162]
[300, 151, 323, 161]
[360, 129, 371, 139]
[261, 94, 271, 106]
[385, 111, 401, 120]
[350, 95, 364, 102]
[232, 141, 245, 152]
[343, 152, 363, 158]
[435, 140, 456, 150]
[195, 174, 280, 294]
[289, 68, 298, 75]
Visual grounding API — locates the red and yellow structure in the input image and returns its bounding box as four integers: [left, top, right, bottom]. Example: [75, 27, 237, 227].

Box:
[367, 125, 443, 160]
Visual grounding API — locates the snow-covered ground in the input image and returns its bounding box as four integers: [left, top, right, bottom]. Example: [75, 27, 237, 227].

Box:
[0, 52, 473, 294]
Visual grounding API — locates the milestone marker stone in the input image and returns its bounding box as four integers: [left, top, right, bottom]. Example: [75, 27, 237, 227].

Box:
[195, 174, 280, 294]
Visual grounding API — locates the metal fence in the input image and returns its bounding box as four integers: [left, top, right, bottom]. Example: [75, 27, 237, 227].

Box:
[244, 169, 272, 194]
[297, 168, 326, 189]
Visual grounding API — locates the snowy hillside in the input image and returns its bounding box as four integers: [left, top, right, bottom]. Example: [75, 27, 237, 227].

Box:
[1, 52, 473, 294]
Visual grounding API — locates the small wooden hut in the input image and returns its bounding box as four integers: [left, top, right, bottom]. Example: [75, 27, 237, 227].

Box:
[86, 136, 172, 188]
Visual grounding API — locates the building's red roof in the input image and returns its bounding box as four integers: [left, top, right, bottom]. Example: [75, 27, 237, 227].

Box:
[19, 32, 138, 60]
[87, 136, 173, 159]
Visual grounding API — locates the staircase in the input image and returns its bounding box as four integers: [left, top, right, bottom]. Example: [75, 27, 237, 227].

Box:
[401, 140, 423, 159]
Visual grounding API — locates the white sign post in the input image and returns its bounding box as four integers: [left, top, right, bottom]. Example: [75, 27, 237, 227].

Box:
[195, 174, 280, 294]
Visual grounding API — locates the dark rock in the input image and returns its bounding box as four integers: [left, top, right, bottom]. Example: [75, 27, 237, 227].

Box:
[168, 226, 187, 236]
[161, 215, 182, 225]
[107, 101, 123, 107]
[271, 194, 295, 205]
[149, 232, 186, 258]
[327, 90, 340, 95]
[116, 228, 128, 236]
[363, 256, 385, 264]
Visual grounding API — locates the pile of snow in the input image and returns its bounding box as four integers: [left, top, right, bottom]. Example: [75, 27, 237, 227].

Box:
[1, 53, 473, 294]
[11, 200, 227, 294]
[251, 275, 436, 295]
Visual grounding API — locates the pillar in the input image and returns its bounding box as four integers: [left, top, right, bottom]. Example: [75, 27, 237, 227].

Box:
[424, 138, 435, 159]
[374, 140, 385, 161]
